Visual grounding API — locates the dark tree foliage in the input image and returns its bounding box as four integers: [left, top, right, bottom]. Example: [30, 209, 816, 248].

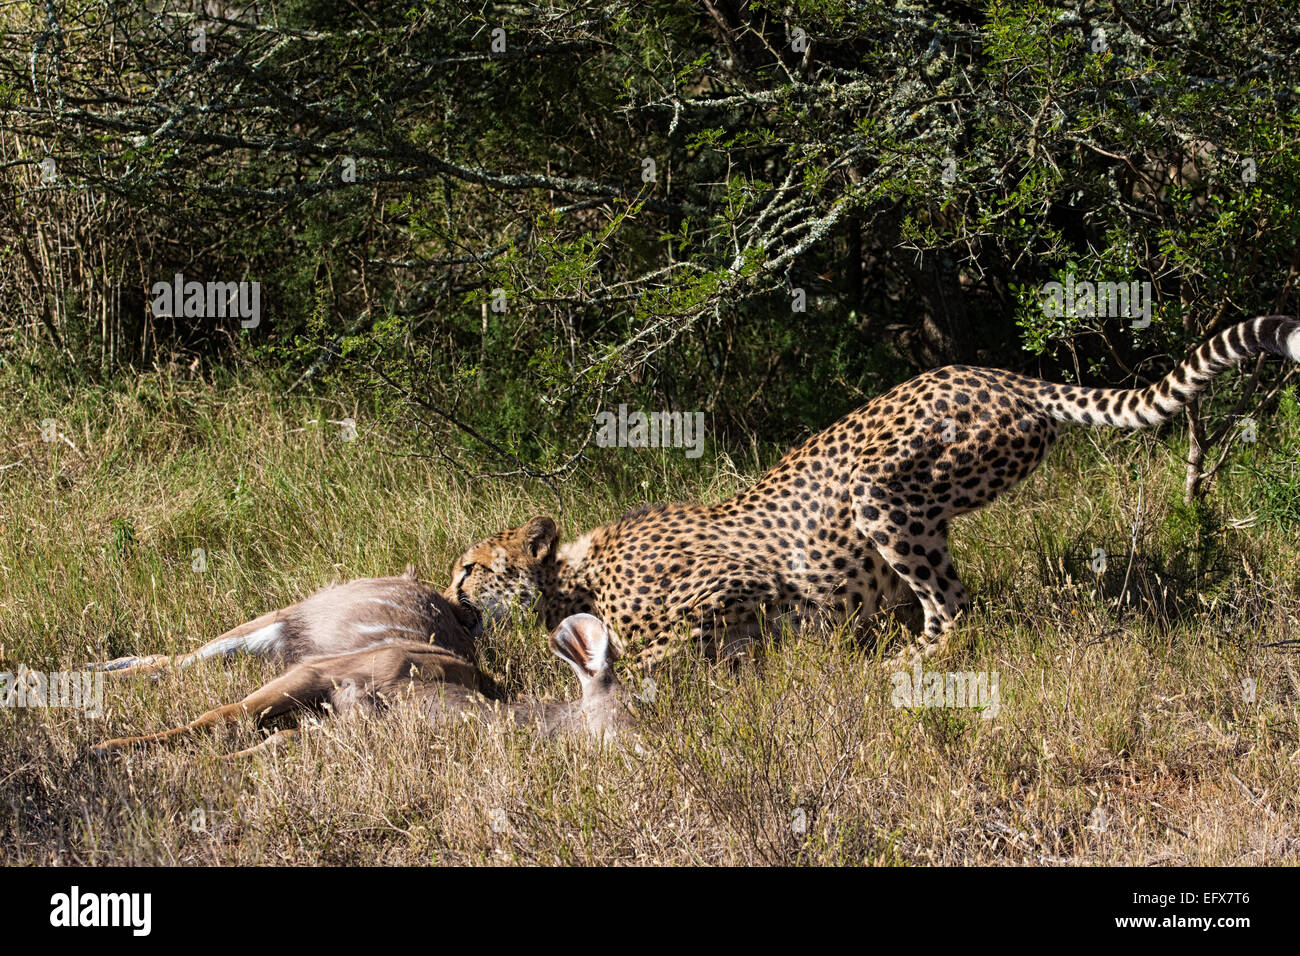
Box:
[2, 1, 1298, 489]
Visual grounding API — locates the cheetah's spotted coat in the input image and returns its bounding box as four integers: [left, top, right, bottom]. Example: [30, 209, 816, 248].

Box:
[448, 317, 1300, 665]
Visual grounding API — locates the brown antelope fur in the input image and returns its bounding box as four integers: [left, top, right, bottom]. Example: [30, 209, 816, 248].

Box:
[92, 567, 481, 677]
[447, 316, 1300, 666]
[93, 614, 631, 757]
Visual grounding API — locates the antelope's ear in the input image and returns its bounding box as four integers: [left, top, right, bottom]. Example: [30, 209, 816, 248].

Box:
[549, 614, 612, 681]
[521, 515, 558, 560]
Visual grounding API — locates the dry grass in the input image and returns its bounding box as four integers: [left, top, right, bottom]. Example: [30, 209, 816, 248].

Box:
[1, 368, 1298, 865]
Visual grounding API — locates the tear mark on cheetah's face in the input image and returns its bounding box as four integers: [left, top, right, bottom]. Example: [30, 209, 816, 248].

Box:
[445, 516, 559, 631]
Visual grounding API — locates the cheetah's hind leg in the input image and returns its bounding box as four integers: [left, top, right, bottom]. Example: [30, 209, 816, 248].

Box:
[852, 493, 970, 664]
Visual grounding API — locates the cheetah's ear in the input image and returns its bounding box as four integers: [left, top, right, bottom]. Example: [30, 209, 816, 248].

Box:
[521, 515, 558, 560]
[549, 614, 611, 684]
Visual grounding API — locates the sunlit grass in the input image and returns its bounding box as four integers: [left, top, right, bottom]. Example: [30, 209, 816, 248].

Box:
[1, 367, 1297, 864]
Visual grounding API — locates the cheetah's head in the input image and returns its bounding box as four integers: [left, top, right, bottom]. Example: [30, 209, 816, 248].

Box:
[444, 516, 559, 632]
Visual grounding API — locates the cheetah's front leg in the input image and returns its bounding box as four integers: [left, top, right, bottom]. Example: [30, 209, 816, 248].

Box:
[631, 617, 761, 670]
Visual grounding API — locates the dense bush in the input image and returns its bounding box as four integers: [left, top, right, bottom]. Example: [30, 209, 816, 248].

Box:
[2, 1, 1298, 485]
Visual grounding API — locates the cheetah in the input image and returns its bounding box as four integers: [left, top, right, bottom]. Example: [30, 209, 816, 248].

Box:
[447, 316, 1300, 666]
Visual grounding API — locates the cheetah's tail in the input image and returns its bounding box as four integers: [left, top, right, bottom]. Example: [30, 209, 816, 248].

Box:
[1036, 316, 1300, 428]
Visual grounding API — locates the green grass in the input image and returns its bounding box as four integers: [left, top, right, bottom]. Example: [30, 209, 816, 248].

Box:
[1, 366, 1298, 864]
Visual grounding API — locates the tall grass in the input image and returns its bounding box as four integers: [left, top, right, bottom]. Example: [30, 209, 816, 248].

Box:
[1, 366, 1297, 864]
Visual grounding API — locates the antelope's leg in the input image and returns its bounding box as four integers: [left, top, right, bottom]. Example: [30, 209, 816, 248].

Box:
[92, 661, 328, 755]
[93, 608, 292, 677]
[220, 728, 301, 760]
